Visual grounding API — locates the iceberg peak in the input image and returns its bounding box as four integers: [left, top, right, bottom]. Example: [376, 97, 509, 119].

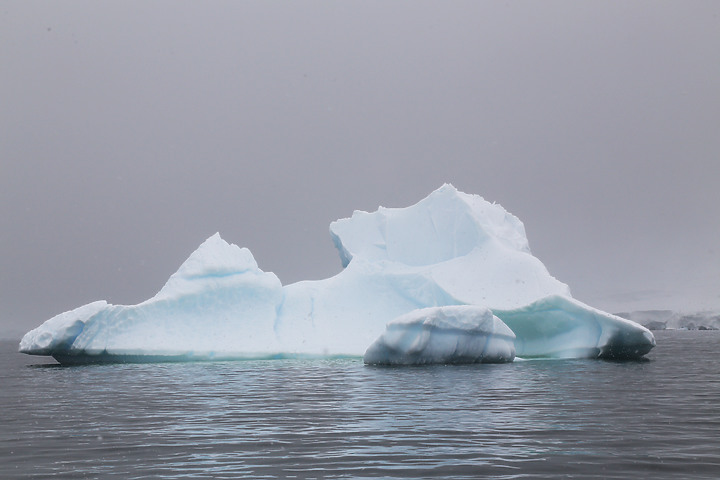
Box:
[172, 232, 259, 279]
[329, 182, 531, 269]
[153, 232, 264, 300]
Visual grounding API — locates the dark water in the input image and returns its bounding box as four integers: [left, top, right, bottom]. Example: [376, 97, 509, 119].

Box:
[1, 331, 719, 479]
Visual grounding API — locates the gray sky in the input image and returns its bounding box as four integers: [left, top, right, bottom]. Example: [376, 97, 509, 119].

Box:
[2, 1, 719, 339]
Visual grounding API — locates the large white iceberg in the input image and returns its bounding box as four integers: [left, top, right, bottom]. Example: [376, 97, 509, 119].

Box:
[19, 184, 655, 364]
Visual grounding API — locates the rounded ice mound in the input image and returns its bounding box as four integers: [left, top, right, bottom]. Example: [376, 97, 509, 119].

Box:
[19, 301, 108, 355]
[363, 305, 516, 365]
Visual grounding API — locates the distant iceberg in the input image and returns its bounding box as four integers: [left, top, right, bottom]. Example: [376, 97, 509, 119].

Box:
[19, 184, 655, 364]
[614, 309, 720, 331]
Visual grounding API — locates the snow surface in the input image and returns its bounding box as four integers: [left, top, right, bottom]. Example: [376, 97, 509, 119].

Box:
[363, 306, 515, 365]
[19, 184, 655, 364]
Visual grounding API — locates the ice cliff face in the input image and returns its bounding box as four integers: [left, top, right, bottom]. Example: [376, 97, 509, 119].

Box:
[328, 184, 570, 309]
[19, 184, 655, 364]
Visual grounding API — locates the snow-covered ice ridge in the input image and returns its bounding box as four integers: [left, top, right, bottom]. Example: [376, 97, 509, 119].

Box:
[614, 310, 720, 331]
[20, 184, 655, 365]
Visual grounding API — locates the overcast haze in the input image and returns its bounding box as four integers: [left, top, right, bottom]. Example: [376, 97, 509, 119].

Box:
[2, 1, 719, 339]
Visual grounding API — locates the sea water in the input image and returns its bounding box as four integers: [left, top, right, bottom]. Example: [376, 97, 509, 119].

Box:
[1, 330, 719, 479]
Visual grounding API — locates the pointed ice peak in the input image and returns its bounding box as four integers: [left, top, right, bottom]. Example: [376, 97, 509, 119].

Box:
[170, 233, 259, 281]
[432, 182, 459, 195]
[415, 183, 530, 253]
[428, 183, 462, 197]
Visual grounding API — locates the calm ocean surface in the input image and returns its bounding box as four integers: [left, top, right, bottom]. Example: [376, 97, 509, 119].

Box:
[1, 330, 719, 479]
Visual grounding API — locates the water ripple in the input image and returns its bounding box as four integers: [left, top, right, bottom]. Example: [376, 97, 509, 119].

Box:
[1, 331, 719, 479]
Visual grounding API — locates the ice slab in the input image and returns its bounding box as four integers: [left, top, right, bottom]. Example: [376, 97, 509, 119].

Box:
[363, 306, 516, 365]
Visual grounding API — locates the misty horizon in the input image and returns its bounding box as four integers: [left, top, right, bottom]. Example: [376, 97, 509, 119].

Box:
[2, 1, 719, 338]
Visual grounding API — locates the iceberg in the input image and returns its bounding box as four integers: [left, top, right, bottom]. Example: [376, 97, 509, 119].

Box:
[19, 184, 655, 364]
[615, 309, 720, 331]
